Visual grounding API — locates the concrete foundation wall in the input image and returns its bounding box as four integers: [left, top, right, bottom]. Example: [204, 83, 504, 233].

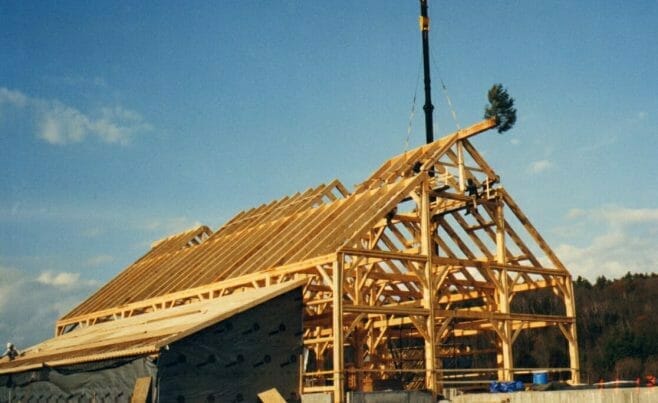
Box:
[301, 391, 435, 403]
[450, 388, 658, 403]
[347, 391, 433, 403]
[302, 392, 332, 403]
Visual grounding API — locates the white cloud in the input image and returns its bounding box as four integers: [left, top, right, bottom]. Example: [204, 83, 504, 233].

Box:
[39, 101, 90, 144]
[595, 206, 658, 225]
[0, 86, 151, 145]
[528, 159, 552, 174]
[135, 216, 204, 250]
[578, 135, 617, 153]
[85, 254, 114, 267]
[139, 216, 202, 234]
[45, 75, 108, 89]
[566, 208, 586, 219]
[36, 270, 99, 288]
[37, 271, 82, 287]
[82, 227, 104, 238]
[555, 205, 658, 281]
[0, 264, 99, 348]
[0, 87, 28, 107]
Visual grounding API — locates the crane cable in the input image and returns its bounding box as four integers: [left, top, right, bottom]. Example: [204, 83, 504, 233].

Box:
[431, 49, 462, 131]
[405, 56, 462, 152]
[404, 60, 422, 152]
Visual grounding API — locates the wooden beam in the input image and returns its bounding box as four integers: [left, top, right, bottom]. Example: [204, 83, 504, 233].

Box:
[332, 255, 344, 402]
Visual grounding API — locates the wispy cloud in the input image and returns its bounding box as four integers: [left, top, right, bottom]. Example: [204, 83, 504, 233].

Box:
[85, 254, 114, 267]
[578, 134, 617, 154]
[44, 75, 108, 89]
[528, 159, 552, 174]
[134, 216, 204, 250]
[37, 271, 85, 287]
[0, 86, 152, 145]
[139, 216, 203, 234]
[82, 227, 105, 238]
[555, 205, 658, 281]
[0, 87, 28, 107]
[0, 264, 99, 348]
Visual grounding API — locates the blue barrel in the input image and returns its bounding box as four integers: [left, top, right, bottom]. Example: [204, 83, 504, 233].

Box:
[533, 371, 548, 384]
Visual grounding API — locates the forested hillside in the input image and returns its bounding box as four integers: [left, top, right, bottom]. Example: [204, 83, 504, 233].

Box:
[512, 273, 658, 383]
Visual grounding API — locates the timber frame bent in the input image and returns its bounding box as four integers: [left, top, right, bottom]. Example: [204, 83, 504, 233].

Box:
[56, 120, 580, 401]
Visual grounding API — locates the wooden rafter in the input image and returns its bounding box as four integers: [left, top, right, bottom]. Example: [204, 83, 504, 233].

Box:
[41, 119, 582, 401]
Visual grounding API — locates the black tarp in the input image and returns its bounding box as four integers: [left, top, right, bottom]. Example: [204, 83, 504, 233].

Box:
[0, 356, 157, 402]
[156, 288, 303, 402]
[0, 286, 303, 402]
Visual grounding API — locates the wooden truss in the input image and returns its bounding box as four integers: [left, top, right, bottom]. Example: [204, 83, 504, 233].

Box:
[56, 119, 579, 402]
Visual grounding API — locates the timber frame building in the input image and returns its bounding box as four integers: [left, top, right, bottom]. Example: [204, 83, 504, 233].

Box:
[3, 119, 580, 401]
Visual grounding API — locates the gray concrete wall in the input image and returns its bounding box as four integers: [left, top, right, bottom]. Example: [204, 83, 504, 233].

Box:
[347, 391, 433, 403]
[302, 392, 332, 403]
[302, 391, 435, 403]
[450, 388, 658, 403]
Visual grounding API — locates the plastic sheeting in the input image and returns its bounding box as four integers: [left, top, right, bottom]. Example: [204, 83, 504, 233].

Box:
[489, 380, 525, 393]
[157, 288, 303, 402]
[0, 287, 303, 402]
[0, 356, 156, 402]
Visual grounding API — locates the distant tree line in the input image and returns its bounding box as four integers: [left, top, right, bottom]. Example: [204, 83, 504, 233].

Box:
[511, 272, 658, 383]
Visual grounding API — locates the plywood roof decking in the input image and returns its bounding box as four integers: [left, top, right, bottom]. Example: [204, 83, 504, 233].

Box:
[0, 280, 305, 375]
[62, 176, 419, 320]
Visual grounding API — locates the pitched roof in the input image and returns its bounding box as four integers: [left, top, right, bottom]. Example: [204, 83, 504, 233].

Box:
[0, 280, 305, 375]
[62, 176, 421, 320]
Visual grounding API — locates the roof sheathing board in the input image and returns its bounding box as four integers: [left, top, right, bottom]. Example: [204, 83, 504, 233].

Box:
[1, 280, 304, 375]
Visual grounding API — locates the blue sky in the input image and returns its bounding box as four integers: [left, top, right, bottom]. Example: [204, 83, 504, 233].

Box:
[1, 1, 656, 347]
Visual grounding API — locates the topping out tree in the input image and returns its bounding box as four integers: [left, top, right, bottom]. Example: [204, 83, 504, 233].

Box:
[484, 83, 517, 133]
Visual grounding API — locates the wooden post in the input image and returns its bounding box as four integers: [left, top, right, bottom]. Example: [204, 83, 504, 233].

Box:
[332, 255, 345, 402]
[564, 277, 581, 384]
[457, 141, 465, 192]
[421, 180, 438, 397]
[354, 325, 365, 390]
[495, 197, 513, 381]
[131, 377, 152, 403]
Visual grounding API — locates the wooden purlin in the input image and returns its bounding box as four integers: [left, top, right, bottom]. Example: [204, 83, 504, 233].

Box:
[61, 181, 343, 320]
[56, 254, 336, 333]
[60, 178, 419, 322]
[215, 179, 349, 238]
[136, 225, 213, 265]
[63, 226, 213, 319]
[51, 115, 581, 398]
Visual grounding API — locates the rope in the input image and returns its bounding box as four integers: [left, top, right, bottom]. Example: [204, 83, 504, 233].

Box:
[404, 60, 422, 152]
[430, 50, 462, 131]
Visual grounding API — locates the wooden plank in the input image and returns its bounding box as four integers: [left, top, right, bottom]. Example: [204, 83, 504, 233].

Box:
[131, 377, 151, 403]
[340, 247, 427, 263]
[257, 388, 287, 403]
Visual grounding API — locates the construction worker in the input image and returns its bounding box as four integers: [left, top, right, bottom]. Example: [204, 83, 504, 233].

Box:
[465, 178, 479, 215]
[1, 342, 18, 360]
